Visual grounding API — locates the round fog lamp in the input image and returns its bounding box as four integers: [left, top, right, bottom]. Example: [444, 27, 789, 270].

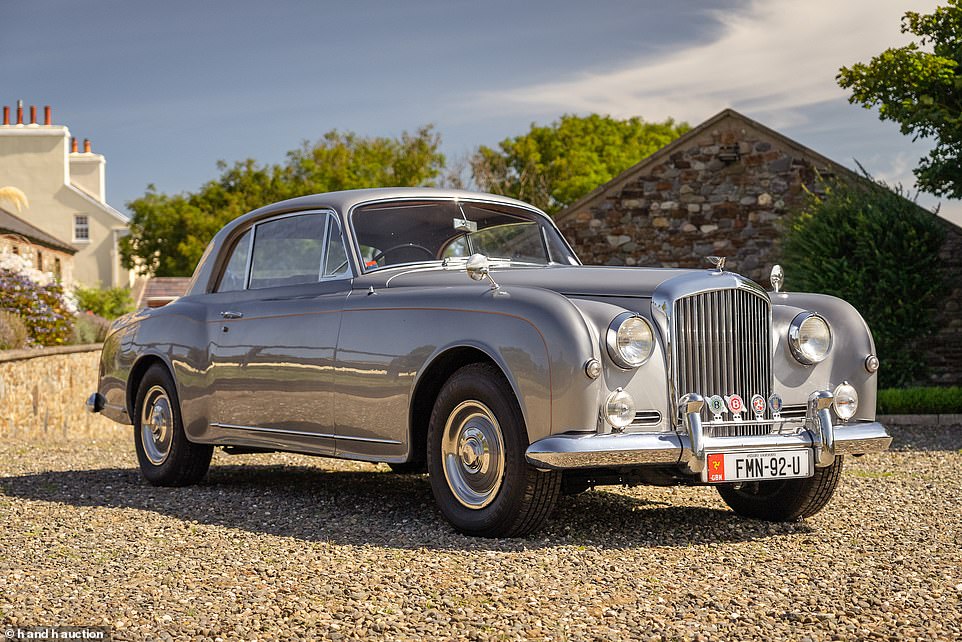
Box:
[833, 383, 858, 420]
[604, 388, 636, 428]
[865, 354, 880, 374]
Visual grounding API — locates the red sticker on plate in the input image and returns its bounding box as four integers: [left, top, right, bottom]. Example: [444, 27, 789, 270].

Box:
[707, 453, 725, 482]
[726, 394, 744, 414]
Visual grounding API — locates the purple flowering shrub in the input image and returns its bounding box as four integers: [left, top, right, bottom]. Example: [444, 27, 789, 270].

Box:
[0, 267, 73, 346]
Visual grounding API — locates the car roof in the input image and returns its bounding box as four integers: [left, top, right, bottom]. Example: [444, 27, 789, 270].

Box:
[186, 188, 550, 296]
[237, 187, 543, 224]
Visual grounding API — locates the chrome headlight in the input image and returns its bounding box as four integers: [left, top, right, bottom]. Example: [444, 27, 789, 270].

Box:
[833, 382, 858, 420]
[788, 312, 832, 365]
[605, 312, 655, 369]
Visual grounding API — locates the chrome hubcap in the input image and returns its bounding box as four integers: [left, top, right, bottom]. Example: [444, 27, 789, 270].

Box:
[442, 400, 505, 509]
[140, 385, 173, 465]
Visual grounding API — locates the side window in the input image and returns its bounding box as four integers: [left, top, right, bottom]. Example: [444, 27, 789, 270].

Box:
[323, 217, 351, 278]
[215, 229, 251, 293]
[249, 214, 325, 289]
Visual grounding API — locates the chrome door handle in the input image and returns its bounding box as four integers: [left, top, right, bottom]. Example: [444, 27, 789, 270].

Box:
[220, 311, 243, 319]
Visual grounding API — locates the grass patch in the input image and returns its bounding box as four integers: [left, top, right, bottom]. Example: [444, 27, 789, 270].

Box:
[877, 387, 962, 414]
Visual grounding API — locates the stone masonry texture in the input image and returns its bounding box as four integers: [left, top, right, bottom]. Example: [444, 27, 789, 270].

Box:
[0, 345, 121, 440]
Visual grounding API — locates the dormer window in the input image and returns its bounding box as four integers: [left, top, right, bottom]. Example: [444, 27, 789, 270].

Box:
[74, 214, 89, 242]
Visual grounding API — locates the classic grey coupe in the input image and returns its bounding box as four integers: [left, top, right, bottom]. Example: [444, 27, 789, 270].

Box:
[88, 188, 892, 537]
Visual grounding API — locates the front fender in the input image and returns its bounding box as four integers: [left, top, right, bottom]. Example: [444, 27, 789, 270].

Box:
[771, 292, 878, 420]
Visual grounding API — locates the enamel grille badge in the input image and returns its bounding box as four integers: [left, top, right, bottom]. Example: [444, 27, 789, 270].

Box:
[750, 394, 766, 419]
[768, 393, 783, 419]
[726, 394, 745, 421]
[707, 395, 726, 421]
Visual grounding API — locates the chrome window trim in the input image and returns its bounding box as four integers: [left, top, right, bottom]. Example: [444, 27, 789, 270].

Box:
[229, 208, 354, 291]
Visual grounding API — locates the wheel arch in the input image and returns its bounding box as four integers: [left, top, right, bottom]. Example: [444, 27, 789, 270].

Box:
[126, 353, 175, 421]
[407, 345, 511, 467]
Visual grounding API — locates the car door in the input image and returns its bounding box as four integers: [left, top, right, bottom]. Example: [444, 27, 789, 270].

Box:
[203, 210, 352, 454]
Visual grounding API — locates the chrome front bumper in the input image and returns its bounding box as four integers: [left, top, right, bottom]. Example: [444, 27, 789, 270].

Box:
[526, 391, 892, 472]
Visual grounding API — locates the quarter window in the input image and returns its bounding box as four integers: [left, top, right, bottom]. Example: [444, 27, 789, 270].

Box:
[216, 229, 252, 293]
[249, 214, 326, 289]
[323, 218, 350, 278]
[74, 215, 89, 241]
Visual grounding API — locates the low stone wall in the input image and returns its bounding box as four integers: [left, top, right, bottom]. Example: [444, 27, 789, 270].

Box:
[0, 344, 124, 441]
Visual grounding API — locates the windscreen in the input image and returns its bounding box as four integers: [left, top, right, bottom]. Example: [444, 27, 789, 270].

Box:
[350, 200, 576, 271]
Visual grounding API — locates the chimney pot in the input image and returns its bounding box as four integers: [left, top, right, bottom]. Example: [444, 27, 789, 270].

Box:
[44, 106, 51, 126]
[16, 101, 23, 125]
[2, 107, 8, 126]
[71, 137, 78, 153]
[83, 139, 91, 153]
[29, 105, 36, 125]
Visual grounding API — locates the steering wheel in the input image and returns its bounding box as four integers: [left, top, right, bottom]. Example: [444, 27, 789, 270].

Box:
[370, 243, 435, 264]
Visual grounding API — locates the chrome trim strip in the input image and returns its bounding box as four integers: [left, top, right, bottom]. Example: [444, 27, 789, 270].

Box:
[210, 422, 403, 445]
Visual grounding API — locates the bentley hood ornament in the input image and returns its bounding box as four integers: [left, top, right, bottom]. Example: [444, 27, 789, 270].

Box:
[706, 256, 726, 272]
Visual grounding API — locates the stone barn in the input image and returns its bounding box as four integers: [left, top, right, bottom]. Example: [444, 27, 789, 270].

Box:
[555, 108, 962, 385]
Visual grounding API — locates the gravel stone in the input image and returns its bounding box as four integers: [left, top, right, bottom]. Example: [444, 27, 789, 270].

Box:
[0, 426, 959, 641]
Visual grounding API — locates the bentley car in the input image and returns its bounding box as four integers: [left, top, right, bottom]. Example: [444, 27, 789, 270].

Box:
[88, 188, 892, 537]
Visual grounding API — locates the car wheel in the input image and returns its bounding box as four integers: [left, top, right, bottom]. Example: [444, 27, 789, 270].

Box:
[133, 364, 213, 487]
[716, 456, 843, 521]
[427, 363, 561, 537]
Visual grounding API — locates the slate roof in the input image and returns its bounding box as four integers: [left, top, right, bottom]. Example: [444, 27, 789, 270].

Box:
[0, 206, 76, 254]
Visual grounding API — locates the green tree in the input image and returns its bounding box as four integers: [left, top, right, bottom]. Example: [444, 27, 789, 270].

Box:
[471, 114, 689, 214]
[838, 2, 962, 197]
[122, 126, 444, 276]
[781, 173, 946, 387]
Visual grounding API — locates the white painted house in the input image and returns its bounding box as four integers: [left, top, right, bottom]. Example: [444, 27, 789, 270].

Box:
[0, 101, 131, 287]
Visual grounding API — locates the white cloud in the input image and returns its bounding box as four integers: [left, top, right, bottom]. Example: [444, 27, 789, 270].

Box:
[475, 0, 942, 125]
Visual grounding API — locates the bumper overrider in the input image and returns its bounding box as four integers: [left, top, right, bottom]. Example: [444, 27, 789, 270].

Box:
[525, 390, 892, 473]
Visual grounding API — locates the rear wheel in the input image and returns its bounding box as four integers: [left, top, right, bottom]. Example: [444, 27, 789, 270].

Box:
[427, 363, 560, 537]
[716, 456, 843, 521]
[133, 364, 213, 487]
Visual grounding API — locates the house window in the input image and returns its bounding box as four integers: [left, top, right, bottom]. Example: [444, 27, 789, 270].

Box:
[54, 257, 62, 279]
[74, 215, 89, 241]
[36, 250, 42, 271]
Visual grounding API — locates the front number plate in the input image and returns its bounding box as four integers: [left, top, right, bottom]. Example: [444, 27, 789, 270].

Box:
[702, 450, 813, 483]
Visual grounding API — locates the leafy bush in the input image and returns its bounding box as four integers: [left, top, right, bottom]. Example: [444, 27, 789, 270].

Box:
[0, 310, 29, 350]
[74, 284, 135, 319]
[0, 267, 74, 346]
[72, 312, 112, 344]
[781, 173, 947, 387]
[877, 387, 962, 414]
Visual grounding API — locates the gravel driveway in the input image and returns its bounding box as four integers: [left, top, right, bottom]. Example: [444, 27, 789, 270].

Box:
[1, 426, 960, 641]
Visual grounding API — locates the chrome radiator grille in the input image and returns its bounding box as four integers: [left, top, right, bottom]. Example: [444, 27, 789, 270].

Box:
[673, 288, 772, 420]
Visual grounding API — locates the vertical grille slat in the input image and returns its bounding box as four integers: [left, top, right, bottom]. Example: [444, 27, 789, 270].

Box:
[672, 287, 771, 430]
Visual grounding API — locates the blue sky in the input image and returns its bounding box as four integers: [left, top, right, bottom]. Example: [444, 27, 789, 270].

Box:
[4, 0, 959, 225]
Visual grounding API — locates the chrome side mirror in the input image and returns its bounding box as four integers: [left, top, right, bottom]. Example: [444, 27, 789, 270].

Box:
[465, 253, 500, 290]
[770, 264, 784, 293]
[466, 253, 489, 281]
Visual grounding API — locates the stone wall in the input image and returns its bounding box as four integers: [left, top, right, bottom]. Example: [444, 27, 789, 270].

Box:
[557, 124, 827, 285]
[0, 344, 123, 441]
